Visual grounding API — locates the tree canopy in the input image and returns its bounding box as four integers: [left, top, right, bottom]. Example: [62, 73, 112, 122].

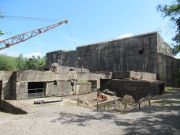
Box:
[0, 30, 3, 36]
[0, 54, 45, 71]
[158, 0, 180, 54]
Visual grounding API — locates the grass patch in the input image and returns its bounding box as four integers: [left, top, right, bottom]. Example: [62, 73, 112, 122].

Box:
[165, 87, 180, 93]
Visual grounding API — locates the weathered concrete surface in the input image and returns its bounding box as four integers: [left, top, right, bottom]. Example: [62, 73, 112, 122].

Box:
[46, 32, 159, 73]
[157, 33, 173, 57]
[46, 81, 92, 97]
[15, 69, 111, 86]
[100, 79, 164, 102]
[46, 32, 179, 87]
[1, 68, 111, 100]
[74, 82, 92, 95]
[157, 53, 180, 87]
[16, 70, 59, 82]
[46, 80, 72, 97]
[0, 71, 14, 100]
[112, 71, 156, 81]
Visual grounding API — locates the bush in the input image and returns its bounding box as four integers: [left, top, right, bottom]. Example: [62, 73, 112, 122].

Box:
[0, 54, 45, 71]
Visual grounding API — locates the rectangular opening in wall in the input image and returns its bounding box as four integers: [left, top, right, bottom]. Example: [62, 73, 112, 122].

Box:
[88, 80, 97, 92]
[28, 82, 46, 99]
[0, 80, 2, 100]
[100, 79, 111, 91]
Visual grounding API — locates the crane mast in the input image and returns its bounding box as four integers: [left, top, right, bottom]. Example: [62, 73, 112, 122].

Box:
[0, 20, 68, 50]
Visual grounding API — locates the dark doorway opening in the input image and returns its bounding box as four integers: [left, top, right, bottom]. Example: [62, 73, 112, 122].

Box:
[28, 82, 46, 99]
[88, 80, 97, 92]
[0, 80, 2, 100]
[100, 79, 111, 91]
[138, 47, 144, 55]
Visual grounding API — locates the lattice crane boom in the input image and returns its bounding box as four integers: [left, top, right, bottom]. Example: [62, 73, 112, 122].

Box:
[0, 20, 68, 50]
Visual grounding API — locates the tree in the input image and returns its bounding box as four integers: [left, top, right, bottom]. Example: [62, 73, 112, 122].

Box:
[157, 0, 180, 54]
[0, 55, 16, 71]
[0, 54, 45, 71]
[0, 30, 3, 36]
[16, 54, 26, 70]
[24, 56, 45, 70]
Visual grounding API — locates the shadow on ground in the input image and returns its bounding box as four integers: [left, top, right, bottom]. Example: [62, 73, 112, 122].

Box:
[0, 100, 27, 114]
[51, 88, 180, 135]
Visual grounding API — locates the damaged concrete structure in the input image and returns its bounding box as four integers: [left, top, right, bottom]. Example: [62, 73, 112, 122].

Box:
[46, 32, 180, 87]
[0, 71, 14, 100]
[0, 69, 164, 101]
[100, 71, 164, 102]
[0, 32, 178, 101]
[0, 66, 111, 100]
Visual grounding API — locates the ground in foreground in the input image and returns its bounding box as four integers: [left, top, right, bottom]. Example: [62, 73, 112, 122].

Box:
[0, 87, 180, 135]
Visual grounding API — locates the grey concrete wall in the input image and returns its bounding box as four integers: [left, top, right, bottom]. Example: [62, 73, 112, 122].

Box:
[74, 82, 92, 95]
[15, 82, 28, 100]
[13, 70, 109, 99]
[0, 71, 14, 100]
[47, 33, 159, 75]
[157, 33, 173, 57]
[46, 50, 78, 69]
[112, 71, 156, 81]
[46, 32, 180, 87]
[46, 32, 158, 73]
[15, 70, 110, 87]
[16, 70, 60, 82]
[46, 81, 92, 97]
[46, 80, 72, 97]
[100, 79, 164, 102]
[157, 53, 180, 87]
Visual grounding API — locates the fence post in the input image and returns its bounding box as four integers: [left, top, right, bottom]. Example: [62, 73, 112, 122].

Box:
[97, 100, 99, 110]
[77, 98, 79, 106]
[147, 89, 151, 106]
[148, 94, 151, 106]
[138, 101, 141, 110]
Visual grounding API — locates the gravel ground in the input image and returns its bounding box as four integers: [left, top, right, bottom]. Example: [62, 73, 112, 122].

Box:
[0, 88, 180, 135]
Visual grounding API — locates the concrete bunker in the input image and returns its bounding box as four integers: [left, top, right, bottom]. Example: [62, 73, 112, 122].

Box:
[28, 82, 46, 98]
[46, 32, 180, 87]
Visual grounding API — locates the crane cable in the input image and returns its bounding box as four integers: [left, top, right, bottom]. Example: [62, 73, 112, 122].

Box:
[0, 14, 78, 47]
[0, 15, 58, 22]
[66, 23, 78, 47]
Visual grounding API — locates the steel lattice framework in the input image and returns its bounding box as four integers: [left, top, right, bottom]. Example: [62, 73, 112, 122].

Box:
[0, 20, 68, 50]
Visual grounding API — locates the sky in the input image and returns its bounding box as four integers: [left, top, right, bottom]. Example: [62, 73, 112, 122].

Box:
[0, 0, 179, 58]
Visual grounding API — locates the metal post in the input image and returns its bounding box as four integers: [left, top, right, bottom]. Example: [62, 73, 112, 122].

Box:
[97, 100, 99, 110]
[77, 98, 79, 106]
[138, 101, 141, 110]
[147, 89, 151, 106]
[148, 94, 151, 106]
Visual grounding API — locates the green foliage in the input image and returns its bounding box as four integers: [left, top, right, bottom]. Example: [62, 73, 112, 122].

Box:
[0, 30, 3, 36]
[16, 54, 26, 70]
[157, 0, 180, 54]
[25, 56, 45, 70]
[0, 54, 45, 71]
[0, 55, 16, 71]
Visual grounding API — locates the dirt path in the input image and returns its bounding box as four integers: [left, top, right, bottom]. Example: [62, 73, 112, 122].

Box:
[0, 88, 179, 135]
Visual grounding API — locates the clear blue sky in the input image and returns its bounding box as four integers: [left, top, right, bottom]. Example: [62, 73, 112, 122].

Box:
[0, 0, 176, 57]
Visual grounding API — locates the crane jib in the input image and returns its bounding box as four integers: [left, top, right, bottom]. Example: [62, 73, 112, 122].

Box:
[0, 20, 68, 51]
